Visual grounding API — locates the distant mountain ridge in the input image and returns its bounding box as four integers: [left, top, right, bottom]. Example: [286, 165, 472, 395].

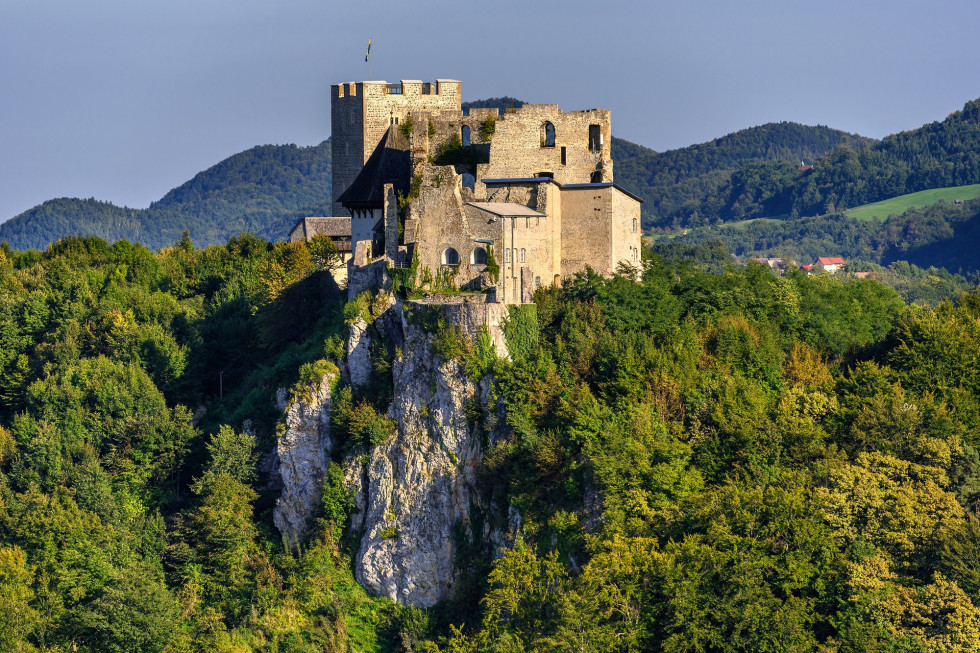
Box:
[0, 141, 332, 251]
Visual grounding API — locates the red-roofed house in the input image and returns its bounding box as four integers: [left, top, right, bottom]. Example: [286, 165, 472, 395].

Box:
[815, 256, 846, 274]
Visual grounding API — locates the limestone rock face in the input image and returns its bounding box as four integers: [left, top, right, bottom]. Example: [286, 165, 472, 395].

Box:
[353, 319, 485, 607]
[273, 374, 335, 547]
[345, 318, 372, 388]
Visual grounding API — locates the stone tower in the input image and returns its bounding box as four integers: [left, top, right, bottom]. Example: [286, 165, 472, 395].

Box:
[330, 79, 462, 216]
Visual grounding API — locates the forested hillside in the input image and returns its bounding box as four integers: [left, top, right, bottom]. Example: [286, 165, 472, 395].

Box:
[0, 141, 332, 251]
[4, 235, 980, 650]
[671, 198, 980, 277]
[664, 99, 980, 228]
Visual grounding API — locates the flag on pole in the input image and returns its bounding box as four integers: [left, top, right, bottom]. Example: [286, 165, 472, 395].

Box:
[365, 37, 372, 62]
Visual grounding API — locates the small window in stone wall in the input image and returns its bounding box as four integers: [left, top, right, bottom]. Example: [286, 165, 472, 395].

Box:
[633, 218, 637, 233]
[462, 125, 471, 146]
[520, 248, 526, 263]
[561, 146, 567, 165]
[535, 276, 541, 287]
[541, 122, 556, 147]
[471, 247, 487, 265]
[442, 248, 460, 266]
[505, 249, 511, 263]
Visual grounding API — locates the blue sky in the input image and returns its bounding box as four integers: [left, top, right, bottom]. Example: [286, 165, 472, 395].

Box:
[2, 0, 979, 222]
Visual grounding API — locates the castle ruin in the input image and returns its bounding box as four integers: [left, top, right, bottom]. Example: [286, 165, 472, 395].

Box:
[292, 79, 643, 304]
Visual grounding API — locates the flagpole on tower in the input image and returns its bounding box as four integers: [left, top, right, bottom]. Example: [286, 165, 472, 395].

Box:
[366, 36, 372, 80]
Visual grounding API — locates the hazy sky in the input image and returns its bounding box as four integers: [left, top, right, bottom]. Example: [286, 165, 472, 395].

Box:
[2, 0, 980, 222]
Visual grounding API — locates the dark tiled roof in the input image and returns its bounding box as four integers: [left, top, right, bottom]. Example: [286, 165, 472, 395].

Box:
[337, 129, 411, 206]
[301, 217, 351, 237]
[560, 183, 645, 203]
[466, 202, 545, 218]
[482, 178, 644, 203]
[482, 177, 558, 185]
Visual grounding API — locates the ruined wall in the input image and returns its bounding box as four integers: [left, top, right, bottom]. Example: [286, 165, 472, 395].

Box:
[477, 105, 613, 194]
[410, 164, 500, 291]
[332, 79, 461, 215]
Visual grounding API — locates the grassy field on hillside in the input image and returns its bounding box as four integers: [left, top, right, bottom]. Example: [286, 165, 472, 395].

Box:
[846, 183, 980, 221]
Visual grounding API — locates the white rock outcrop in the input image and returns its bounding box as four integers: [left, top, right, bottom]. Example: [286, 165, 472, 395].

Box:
[353, 318, 486, 607]
[273, 373, 335, 548]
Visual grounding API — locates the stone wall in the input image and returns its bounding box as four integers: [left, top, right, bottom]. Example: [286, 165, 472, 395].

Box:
[483, 182, 561, 303]
[331, 82, 365, 216]
[611, 187, 643, 270]
[560, 186, 613, 277]
[409, 299, 510, 358]
[410, 163, 499, 291]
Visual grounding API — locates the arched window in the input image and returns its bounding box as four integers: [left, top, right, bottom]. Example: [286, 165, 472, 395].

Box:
[520, 248, 526, 263]
[442, 248, 459, 266]
[504, 248, 511, 263]
[462, 125, 471, 146]
[471, 247, 487, 265]
[541, 122, 555, 147]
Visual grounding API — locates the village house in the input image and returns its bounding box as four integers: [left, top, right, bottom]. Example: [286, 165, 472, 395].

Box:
[815, 256, 846, 274]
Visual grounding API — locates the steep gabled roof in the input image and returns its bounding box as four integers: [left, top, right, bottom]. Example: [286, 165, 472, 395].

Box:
[337, 129, 411, 207]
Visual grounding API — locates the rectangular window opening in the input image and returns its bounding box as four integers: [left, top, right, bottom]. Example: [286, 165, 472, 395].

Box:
[588, 124, 601, 151]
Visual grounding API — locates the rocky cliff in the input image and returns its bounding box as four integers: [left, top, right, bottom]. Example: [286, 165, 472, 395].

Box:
[347, 317, 488, 606]
[274, 287, 514, 607]
[273, 373, 336, 548]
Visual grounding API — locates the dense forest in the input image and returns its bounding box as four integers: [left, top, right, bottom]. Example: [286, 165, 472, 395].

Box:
[0, 142, 333, 251]
[4, 233, 980, 651]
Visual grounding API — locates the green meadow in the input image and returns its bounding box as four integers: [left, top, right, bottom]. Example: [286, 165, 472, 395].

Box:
[846, 183, 980, 221]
